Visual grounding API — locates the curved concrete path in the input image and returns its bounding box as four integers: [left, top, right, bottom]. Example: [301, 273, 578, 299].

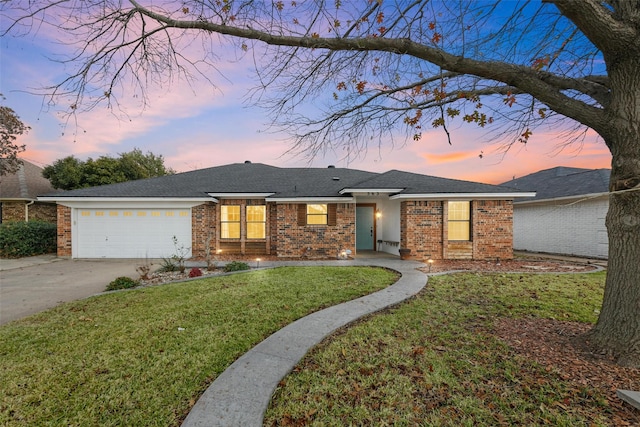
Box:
[181, 258, 428, 427]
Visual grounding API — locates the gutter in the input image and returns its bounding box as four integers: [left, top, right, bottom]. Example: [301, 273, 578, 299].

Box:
[25, 200, 35, 221]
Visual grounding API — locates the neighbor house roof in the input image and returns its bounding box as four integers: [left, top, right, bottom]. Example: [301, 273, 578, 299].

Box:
[0, 159, 55, 201]
[39, 162, 534, 201]
[500, 166, 610, 203]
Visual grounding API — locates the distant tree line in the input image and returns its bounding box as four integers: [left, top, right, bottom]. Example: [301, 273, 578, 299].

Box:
[43, 149, 174, 190]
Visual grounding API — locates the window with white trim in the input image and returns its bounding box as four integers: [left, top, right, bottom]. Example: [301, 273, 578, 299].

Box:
[246, 206, 266, 239]
[221, 205, 240, 239]
[448, 201, 471, 241]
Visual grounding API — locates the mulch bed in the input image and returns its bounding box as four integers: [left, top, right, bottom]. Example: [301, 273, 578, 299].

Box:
[418, 257, 602, 274]
[421, 258, 637, 425]
[494, 318, 640, 425]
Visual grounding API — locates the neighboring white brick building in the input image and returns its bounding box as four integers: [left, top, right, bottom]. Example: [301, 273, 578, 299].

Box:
[501, 167, 610, 259]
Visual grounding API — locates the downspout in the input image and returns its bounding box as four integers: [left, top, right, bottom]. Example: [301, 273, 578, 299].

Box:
[25, 200, 35, 222]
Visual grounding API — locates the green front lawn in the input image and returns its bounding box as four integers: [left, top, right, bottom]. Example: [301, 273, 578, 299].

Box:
[0, 266, 397, 426]
[265, 271, 614, 426]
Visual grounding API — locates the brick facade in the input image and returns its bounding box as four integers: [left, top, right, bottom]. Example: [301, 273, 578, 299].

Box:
[53, 199, 513, 260]
[275, 203, 356, 258]
[191, 202, 217, 260]
[189, 201, 356, 259]
[1, 201, 57, 223]
[472, 200, 514, 260]
[400, 201, 444, 260]
[57, 205, 72, 257]
[400, 199, 513, 261]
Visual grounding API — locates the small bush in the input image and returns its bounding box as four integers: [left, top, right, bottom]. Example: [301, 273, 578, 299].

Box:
[224, 261, 250, 272]
[158, 257, 180, 272]
[188, 267, 203, 278]
[106, 276, 140, 291]
[0, 221, 57, 258]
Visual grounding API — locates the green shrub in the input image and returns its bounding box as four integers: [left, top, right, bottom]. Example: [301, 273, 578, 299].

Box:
[0, 221, 57, 258]
[224, 261, 250, 272]
[106, 276, 140, 291]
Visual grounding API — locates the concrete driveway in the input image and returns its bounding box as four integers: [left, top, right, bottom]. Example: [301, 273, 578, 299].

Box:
[0, 256, 145, 325]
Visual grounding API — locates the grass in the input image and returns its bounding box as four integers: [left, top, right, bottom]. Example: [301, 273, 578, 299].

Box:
[0, 266, 398, 427]
[265, 271, 609, 426]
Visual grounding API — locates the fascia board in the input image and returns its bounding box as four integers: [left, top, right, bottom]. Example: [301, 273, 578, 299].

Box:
[513, 192, 608, 206]
[268, 196, 355, 203]
[38, 197, 212, 209]
[389, 192, 537, 200]
[0, 197, 36, 202]
[339, 188, 404, 195]
[207, 193, 275, 199]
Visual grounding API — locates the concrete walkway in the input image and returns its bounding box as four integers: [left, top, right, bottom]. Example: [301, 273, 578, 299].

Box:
[181, 257, 428, 427]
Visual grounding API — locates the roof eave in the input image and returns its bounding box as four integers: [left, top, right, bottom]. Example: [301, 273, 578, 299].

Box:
[513, 192, 609, 205]
[389, 192, 537, 200]
[268, 196, 355, 203]
[37, 196, 213, 203]
[339, 188, 405, 195]
[207, 193, 276, 199]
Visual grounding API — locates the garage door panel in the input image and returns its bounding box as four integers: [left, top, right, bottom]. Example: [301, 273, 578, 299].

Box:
[76, 209, 192, 258]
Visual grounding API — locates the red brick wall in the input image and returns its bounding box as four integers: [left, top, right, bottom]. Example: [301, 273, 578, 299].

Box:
[472, 200, 514, 260]
[1, 201, 56, 223]
[191, 202, 217, 259]
[57, 205, 72, 257]
[268, 202, 278, 254]
[275, 203, 355, 258]
[400, 201, 444, 260]
[400, 199, 514, 261]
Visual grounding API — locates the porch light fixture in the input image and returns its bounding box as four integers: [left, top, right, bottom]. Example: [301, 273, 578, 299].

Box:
[375, 209, 382, 219]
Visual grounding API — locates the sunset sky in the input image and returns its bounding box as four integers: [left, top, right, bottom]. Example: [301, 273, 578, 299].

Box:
[0, 11, 611, 185]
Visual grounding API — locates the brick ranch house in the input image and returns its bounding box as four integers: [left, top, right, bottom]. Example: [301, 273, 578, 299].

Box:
[38, 162, 534, 260]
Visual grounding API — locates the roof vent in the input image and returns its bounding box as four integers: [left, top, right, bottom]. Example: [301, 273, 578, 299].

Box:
[244, 160, 252, 164]
[328, 165, 335, 168]
[332, 177, 340, 181]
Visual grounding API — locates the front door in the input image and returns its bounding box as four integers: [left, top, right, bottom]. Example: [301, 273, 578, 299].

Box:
[356, 205, 375, 250]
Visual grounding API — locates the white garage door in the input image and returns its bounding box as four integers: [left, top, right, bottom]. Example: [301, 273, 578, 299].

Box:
[75, 208, 192, 258]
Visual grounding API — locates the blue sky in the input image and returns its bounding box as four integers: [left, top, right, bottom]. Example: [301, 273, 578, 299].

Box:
[0, 12, 611, 184]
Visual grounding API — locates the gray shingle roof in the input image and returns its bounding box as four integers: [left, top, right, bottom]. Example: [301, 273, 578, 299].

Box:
[500, 166, 610, 201]
[40, 162, 530, 199]
[0, 159, 55, 200]
[352, 170, 515, 194]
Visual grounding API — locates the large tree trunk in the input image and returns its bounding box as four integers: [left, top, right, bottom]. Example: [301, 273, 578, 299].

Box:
[587, 53, 640, 368]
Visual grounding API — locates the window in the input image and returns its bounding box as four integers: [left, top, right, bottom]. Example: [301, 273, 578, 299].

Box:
[307, 204, 328, 225]
[246, 206, 266, 239]
[221, 205, 240, 239]
[448, 201, 471, 240]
